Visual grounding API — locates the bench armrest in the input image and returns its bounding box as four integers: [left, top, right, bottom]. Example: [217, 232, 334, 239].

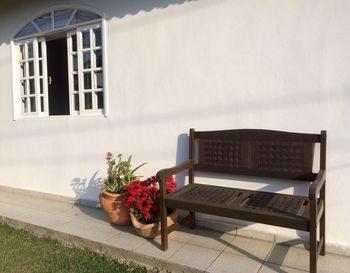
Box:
[309, 170, 326, 199]
[156, 160, 194, 181]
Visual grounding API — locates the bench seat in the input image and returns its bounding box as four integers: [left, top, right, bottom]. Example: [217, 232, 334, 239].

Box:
[165, 183, 313, 231]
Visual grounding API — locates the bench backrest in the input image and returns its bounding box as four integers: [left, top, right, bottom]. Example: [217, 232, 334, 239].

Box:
[190, 129, 326, 181]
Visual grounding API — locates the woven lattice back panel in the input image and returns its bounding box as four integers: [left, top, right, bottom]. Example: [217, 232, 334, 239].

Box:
[197, 134, 314, 180]
[199, 139, 244, 168]
[252, 141, 313, 176]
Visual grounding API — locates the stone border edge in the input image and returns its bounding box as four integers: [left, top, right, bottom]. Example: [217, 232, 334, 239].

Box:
[0, 215, 201, 273]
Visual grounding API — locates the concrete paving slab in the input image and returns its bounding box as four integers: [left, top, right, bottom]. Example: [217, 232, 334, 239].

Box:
[54, 218, 121, 243]
[168, 243, 222, 271]
[318, 253, 350, 273]
[258, 262, 308, 273]
[13, 208, 75, 229]
[207, 252, 263, 273]
[168, 227, 197, 243]
[60, 205, 110, 224]
[0, 202, 27, 219]
[237, 226, 275, 242]
[134, 238, 185, 261]
[266, 244, 309, 271]
[225, 236, 274, 261]
[0, 192, 74, 213]
[188, 228, 235, 251]
[105, 230, 148, 251]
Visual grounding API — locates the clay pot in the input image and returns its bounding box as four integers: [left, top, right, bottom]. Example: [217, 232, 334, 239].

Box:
[99, 191, 131, 225]
[130, 209, 178, 238]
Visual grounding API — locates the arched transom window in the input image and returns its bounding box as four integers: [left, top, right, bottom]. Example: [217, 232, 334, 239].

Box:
[13, 8, 105, 118]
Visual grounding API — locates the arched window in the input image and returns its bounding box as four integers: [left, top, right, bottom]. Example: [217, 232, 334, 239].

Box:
[12, 8, 105, 118]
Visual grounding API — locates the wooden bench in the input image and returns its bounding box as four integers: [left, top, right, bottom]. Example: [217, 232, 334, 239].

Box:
[156, 129, 326, 273]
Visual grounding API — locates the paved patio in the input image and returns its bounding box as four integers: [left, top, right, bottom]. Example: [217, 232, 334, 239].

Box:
[0, 190, 349, 273]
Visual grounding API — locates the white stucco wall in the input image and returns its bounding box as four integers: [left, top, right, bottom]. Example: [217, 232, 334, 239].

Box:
[1, 0, 350, 250]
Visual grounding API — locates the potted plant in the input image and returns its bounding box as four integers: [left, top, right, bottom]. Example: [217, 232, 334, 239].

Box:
[124, 176, 178, 238]
[99, 152, 146, 225]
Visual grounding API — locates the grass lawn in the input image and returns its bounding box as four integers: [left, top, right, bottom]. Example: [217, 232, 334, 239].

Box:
[0, 223, 154, 273]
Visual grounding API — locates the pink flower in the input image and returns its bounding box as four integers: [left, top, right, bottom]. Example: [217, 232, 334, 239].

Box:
[106, 152, 113, 158]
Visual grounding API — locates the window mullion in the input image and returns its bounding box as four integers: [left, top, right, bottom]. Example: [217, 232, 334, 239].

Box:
[77, 29, 84, 114]
[24, 43, 29, 113]
[67, 33, 73, 115]
[41, 38, 49, 116]
[31, 20, 41, 33]
[66, 9, 77, 27]
[89, 28, 97, 110]
[33, 39, 40, 116]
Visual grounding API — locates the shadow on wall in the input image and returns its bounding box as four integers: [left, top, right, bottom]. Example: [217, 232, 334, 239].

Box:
[174, 133, 189, 187]
[0, 0, 191, 46]
[71, 171, 103, 202]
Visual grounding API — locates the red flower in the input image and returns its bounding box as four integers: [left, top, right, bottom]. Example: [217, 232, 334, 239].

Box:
[145, 213, 151, 220]
[123, 175, 177, 223]
[106, 152, 113, 158]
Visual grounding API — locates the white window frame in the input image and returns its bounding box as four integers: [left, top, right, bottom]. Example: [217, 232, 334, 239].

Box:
[11, 6, 108, 120]
[14, 37, 49, 117]
[67, 23, 104, 116]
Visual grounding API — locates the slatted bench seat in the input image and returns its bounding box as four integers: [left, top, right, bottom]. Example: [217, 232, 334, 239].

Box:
[156, 129, 326, 273]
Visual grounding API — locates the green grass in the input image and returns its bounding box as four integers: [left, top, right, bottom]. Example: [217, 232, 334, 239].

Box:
[0, 223, 153, 273]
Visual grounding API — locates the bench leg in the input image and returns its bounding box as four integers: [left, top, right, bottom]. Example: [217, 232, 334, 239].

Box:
[160, 203, 168, 251]
[320, 183, 326, 256]
[189, 211, 196, 229]
[310, 199, 317, 273]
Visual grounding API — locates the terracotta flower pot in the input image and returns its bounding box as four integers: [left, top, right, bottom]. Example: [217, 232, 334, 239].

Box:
[130, 209, 178, 238]
[99, 191, 131, 225]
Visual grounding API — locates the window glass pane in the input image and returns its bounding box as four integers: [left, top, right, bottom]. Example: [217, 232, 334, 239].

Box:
[19, 45, 25, 59]
[74, 93, 79, 111]
[20, 80, 26, 95]
[54, 9, 74, 28]
[34, 13, 52, 31]
[39, 60, 43, 75]
[73, 74, 79, 91]
[71, 34, 77, 52]
[94, 71, 103, 88]
[70, 10, 100, 25]
[94, 49, 102, 68]
[82, 31, 90, 48]
[83, 52, 91, 69]
[29, 79, 35, 94]
[38, 42, 42, 58]
[27, 42, 33, 59]
[40, 78, 43, 94]
[15, 23, 38, 38]
[96, 92, 103, 109]
[84, 72, 91, 89]
[20, 62, 26, 77]
[21, 98, 28, 113]
[28, 61, 34, 76]
[84, 93, 92, 109]
[30, 97, 36, 112]
[73, 55, 78, 71]
[40, 96, 44, 112]
[94, 28, 102, 47]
